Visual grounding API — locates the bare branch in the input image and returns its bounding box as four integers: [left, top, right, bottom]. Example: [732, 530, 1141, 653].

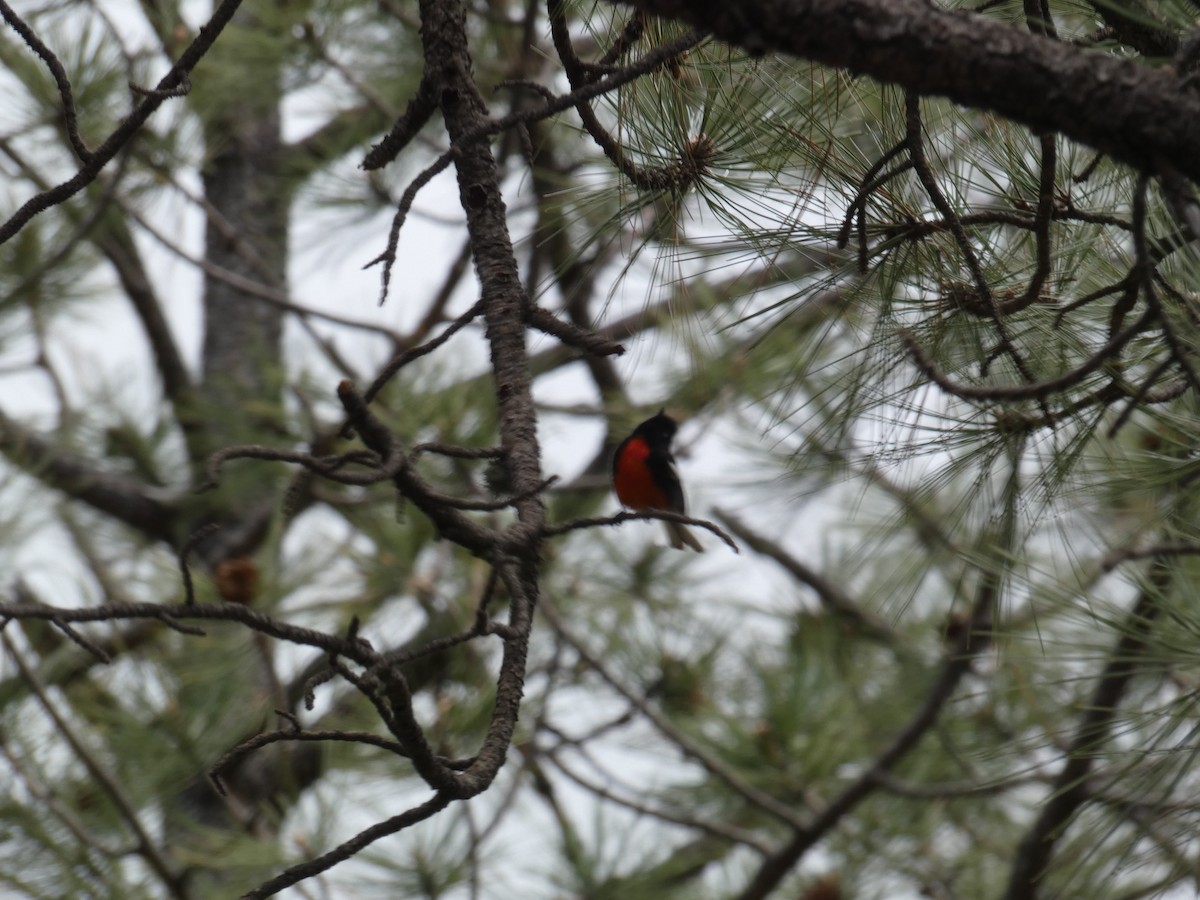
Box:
[242, 792, 453, 899]
[336, 380, 500, 555]
[362, 74, 439, 170]
[0, 599, 378, 665]
[0, 1, 92, 161]
[0, 0, 249, 244]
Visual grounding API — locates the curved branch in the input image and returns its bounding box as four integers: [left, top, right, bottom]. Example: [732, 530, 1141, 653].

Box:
[0, 0, 249, 245]
[548, 0, 705, 191]
[898, 306, 1155, 403]
[0, 1, 92, 161]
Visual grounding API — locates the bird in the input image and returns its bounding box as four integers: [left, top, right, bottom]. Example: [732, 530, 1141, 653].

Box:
[612, 410, 704, 552]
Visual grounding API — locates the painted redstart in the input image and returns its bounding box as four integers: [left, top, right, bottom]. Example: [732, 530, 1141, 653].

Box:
[612, 410, 704, 552]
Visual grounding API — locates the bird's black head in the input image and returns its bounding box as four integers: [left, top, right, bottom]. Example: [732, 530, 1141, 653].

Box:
[632, 409, 678, 448]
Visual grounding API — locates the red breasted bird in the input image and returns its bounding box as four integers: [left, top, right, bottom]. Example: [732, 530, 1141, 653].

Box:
[612, 410, 704, 552]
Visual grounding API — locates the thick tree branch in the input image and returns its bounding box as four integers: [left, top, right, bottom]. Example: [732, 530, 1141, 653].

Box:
[413, 0, 550, 802]
[603, 0, 1200, 184]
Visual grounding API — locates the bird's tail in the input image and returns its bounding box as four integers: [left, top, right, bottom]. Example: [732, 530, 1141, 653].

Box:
[665, 521, 705, 552]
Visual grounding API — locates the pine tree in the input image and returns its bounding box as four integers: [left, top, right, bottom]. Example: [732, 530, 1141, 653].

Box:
[1, 1, 1199, 898]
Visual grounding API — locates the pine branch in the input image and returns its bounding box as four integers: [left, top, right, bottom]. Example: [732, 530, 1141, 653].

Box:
[736, 436, 1025, 900]
[603, 0, 1200, 184]
[1002, 561, 1171, 899]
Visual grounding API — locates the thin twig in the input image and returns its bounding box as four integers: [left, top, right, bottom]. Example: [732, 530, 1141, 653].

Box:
[713, 508, 894, 641]
[544, 744, 773, 854]
[336, 380, 499, 555]
[179, 522, 221, 605]
[0, 0, 249, 245]
[362, 75, 438, 170]
[540, 595, 811, 831]
[50, 619, 112, 663]
[359, 300, 485, 410]
[0, 1, 92, 161]
[210, 729, 412, 796]
[199, 445, 395, 493]
[544, 509, 739, 552]
[125, 202, 402, 339]
[369, 28, 705, 301]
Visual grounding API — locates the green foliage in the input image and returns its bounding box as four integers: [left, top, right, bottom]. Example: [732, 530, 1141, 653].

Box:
[3, 0, 1200, 899]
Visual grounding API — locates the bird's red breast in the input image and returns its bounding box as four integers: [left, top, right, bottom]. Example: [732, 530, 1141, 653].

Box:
[613, 436, 673, 510]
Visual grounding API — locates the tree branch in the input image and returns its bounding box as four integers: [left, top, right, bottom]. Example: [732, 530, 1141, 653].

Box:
[2, 632, 186, 898]
[604, 0, 1200, 184]
[242, 792, 453, 899]
[713, 508, 894, 641]
[0, 407, 178, 541]
[736, 435, 1024, 900]
[0, 0, 248, 244]
[1002, 561, 1171, 900]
